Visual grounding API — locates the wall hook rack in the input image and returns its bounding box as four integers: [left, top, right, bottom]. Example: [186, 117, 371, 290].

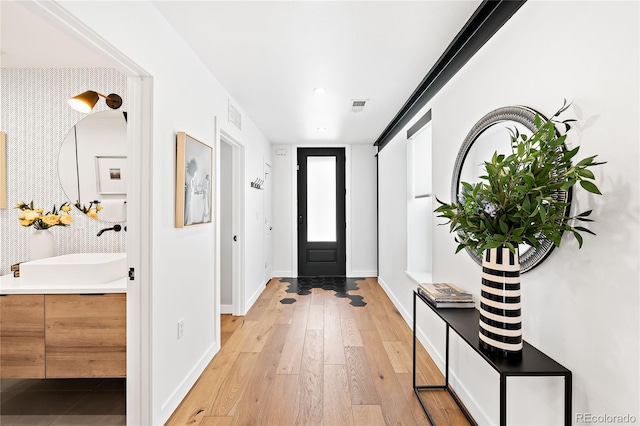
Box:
[250, 178, 264, 190]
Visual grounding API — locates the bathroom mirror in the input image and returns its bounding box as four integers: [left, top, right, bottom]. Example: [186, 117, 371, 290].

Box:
[451, 106, 572, 273]
[58, 110, 127, 222]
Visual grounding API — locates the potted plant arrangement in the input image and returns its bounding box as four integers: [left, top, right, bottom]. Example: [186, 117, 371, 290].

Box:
[435, 100, 604, 359]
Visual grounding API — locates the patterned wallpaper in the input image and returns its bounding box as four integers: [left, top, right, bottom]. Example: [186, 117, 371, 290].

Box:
[0, 68, 128, 276]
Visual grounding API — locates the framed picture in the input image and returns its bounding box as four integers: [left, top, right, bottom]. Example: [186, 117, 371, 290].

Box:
[175, 132, 212, 227]
[95, 156, 127, 195]
[0, 131, 6, 209]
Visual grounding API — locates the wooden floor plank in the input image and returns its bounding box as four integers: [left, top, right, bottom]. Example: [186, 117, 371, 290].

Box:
[207, 351, 260, 417]
[220, 315, 243, 348]
[341, 318, 364, 347]
[259, 374, 300, 426]
[292, 329, 323, 426]
[323, 303, 346, 365]
[231, 324, 290, 425]
[344, 346, 380, 405]
[238, 309, 280, 353]
[221, 320, 258, 353]
[352, 405, 386, 426]
[243, 297, 268, 321]
[306, 304, 324, 331]
[258, 278, 282, 302]
[165, 349, 241, 425]
[277, 304, 310, 375]
[358, 327, 419, 425]
[310, 287, 326, 306]
[382, 340, 413, 374]
[198, 416, 233, 426]
[274, 302, 296, 325]
[323, 364, 354, 426]
[372, 312, 401, 341]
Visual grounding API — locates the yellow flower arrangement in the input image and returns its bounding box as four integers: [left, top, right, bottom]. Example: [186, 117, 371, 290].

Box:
[16, 201, 73, 230]
[74, 200, 101, 219]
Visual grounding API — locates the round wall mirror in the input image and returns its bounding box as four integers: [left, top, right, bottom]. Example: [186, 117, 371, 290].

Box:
[451, 106, 572, 273]
[58, 110, 127, 223]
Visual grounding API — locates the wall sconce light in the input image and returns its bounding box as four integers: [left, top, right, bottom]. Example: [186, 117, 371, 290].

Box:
[68, 90, 123, 113]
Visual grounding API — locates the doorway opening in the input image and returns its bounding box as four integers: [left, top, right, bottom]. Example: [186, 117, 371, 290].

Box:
[217, 130, 245, 350]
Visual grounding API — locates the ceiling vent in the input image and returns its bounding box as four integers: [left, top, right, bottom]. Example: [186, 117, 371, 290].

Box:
[351, 99, 368, 113]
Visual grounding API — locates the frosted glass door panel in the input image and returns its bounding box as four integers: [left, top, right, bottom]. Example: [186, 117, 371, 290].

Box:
[307, 156, 336, 242]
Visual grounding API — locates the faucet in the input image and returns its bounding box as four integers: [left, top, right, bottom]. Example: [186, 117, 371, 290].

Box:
[97, 224, 123, 236]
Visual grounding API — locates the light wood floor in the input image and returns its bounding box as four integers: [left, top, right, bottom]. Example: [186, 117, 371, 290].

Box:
[166, 277, 471, 426]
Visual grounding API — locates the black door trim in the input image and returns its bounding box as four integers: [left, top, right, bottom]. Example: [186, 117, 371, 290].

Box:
[297, 148, 346, 277]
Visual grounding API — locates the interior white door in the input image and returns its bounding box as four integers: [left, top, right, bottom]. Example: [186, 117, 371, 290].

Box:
[220, 141, 234, 314]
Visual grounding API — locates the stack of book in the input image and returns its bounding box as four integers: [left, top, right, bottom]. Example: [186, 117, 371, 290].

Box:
[417, 283, 474, 308]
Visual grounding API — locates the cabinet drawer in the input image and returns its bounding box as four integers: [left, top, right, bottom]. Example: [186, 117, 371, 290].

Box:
[0, 294, 45, 378]
[45, 294, 126, 378]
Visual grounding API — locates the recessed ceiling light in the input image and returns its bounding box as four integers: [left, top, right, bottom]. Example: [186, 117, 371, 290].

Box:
[317, 127, 327, 132]
[313, 87, 326, 95]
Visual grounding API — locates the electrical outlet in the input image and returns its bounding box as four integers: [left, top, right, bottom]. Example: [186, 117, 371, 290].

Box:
[178, 319, 185, 340]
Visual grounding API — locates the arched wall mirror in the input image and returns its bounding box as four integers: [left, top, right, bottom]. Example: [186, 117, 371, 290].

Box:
[58, 110, 127, 223]
[451, 106, 572, 273]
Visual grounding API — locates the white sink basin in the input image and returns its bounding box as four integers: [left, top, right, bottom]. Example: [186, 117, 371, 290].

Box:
[20, 253, 127, 285]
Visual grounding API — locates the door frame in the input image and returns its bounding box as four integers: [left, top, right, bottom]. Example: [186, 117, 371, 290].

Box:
[217, 129, 245, 317]
[297, 147, 346, 276]
[291, 144, 352, 277]
[263, 160, 272, 283]
[23, 2, 153, 424]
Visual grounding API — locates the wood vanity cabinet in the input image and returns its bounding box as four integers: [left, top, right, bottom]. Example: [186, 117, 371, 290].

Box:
[0, 293, 125, 379]
[0, 294, 46, 378]
[45, 294, 126, 378]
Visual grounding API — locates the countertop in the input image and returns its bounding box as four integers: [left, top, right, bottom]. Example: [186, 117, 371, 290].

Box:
[0, 274, 126, 294]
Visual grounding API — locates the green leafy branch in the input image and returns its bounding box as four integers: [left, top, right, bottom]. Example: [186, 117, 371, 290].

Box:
[435, 100, 605, 255]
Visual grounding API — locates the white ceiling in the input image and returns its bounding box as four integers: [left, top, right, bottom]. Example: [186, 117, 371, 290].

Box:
[2, 1, 481, 145]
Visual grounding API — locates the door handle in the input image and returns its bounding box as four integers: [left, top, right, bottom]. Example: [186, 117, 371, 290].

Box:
[269, 227, 273, 231]
[233, 235, 238, 242]
[298, 215, 303, 225]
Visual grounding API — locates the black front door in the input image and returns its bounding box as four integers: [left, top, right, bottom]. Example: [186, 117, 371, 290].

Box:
[297, 148, 346, 276]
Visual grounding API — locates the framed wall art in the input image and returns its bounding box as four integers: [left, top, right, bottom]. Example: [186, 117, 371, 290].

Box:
[175, 132, 212, 227]
[95, 156, 127, 195]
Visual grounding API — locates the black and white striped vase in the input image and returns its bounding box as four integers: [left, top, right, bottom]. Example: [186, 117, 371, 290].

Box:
[479, 246, 523, 361]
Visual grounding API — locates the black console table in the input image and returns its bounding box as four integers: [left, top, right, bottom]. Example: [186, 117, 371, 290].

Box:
[412, 290, 572, 426]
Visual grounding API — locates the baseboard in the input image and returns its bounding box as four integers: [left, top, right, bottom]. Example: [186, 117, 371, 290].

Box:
[159, 342, 218, 422]
[351, 270, 377, 278]
[272, 270, 293, 278]
[376, 276, 491, 425]
[220, 304, 233, 314]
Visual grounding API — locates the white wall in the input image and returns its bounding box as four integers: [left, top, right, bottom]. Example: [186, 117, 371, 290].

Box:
[57, 2, 272, 423]
[271, 143, 377, 278]
[379, 1, 639, 424]
[350, 144, 378, 277]
[271, 145, 294, 277]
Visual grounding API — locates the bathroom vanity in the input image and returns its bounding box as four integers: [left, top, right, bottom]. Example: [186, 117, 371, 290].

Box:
[0, 274, 126, 379]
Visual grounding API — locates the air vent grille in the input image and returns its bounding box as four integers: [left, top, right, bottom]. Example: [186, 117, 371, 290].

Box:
[228, 100, 242, 130]
[351, 99, 368, 113]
